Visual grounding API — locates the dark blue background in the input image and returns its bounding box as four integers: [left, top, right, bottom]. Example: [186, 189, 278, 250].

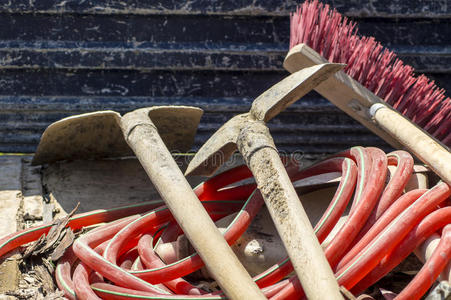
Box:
[1, 1, 450, 157]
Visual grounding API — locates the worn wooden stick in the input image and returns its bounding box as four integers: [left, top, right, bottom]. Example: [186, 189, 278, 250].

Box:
[121, 108, 266, 300]
[284, 44, 451, 186]
[370, 104, 451, 185]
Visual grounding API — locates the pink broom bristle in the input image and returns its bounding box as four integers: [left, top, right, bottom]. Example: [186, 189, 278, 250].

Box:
[290, 0, 451, 147]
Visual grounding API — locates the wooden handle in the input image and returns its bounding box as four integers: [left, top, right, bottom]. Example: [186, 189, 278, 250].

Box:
[370, 104, 451, 186]
[284, 44, 404, 150]
[284, 44, 451, 186]
[121, 109, 266, 300]
[238, 121, 343, 300]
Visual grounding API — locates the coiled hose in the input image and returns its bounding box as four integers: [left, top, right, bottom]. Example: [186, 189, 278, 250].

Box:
[0, 146, 450, 300]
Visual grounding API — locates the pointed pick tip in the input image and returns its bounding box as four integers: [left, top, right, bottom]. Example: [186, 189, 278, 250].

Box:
[185, 151, 204, 176]
[185, 114, 246, 177]
[185, 140, 237, 177]
[185, 150, 221, 177]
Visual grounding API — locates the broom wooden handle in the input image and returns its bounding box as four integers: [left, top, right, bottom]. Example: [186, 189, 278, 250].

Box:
[284, 44, 404, 150]
[284, 44, 451, 187]
[370, 104, 451, 186]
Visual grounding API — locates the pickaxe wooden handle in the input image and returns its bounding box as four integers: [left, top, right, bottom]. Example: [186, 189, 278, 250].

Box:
[186, 64, 346, 300]
[238, 120, 344, 300]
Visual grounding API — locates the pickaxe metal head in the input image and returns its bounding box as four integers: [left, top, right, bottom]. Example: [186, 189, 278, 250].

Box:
[185, 63, 344, 176]
[32, 106, 203, 165]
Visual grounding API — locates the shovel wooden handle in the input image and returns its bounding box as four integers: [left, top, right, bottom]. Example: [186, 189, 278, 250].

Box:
[120, 109, 265, 300]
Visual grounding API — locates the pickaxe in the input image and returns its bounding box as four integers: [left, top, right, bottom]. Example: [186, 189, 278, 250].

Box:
[32, 106, 266, 299]
[186, 64, 345, 300]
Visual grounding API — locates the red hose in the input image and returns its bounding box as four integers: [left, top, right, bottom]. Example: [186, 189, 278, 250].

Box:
[325, 147, 387, 268]
[271, 173, 450, 298]
[354, 150, 414, 241]
[337, 188, 427, 270]
[335, 182, 451, 290]
[0, 200, 166, 258]
[2, 147, 450, 300]
[137, 233, 206, 295]
[352, 207, 451, 294]
[395, 224, 451, 300]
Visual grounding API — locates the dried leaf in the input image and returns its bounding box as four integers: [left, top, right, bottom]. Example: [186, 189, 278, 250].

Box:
[41, 257, 54, 274]
[45, 289, 65, 300]
[38, 203, 79, 255]
[22, 234, 46, 259]
[50, 228, 74, 261]
[16, 204, 80, 300]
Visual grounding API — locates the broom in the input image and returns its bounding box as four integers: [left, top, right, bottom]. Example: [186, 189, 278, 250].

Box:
[284, 0, 451, 186]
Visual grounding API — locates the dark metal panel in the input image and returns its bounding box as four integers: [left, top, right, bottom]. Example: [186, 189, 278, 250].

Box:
[0, 94, 391, 154]
[0, 14, 449, 74]
[0, 48, 286, 71]
[0, 1, 449, 158]
[0, 47, 450, 73]
[0, 69, 287, 97]
[1, 68, 449, 99]
[0, 14, 450, 47]
[0, 14, 289, 45]
[1, 0, 451, 18]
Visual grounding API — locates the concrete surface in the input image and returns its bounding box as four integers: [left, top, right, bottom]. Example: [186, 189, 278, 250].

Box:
[42, 157, 206, 213]
[0, 156, 24, 293]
